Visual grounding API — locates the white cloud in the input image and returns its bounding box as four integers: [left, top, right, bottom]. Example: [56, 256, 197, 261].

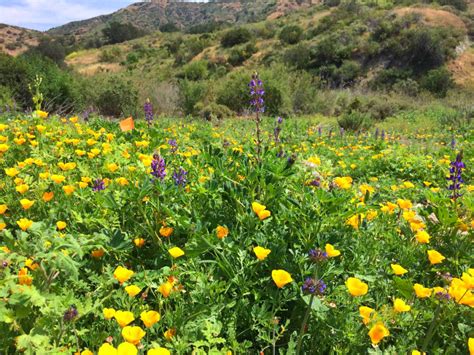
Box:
[0, 0, 134, 30]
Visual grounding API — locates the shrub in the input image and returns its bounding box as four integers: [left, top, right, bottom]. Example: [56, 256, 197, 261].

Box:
[102, 22, 147, 45]
[437, 0, 468, 11]
[160, 23, 180, 33]
[221, 28, 253, 48]
[227, 43, 257, 67]
[337, 111, 371, 131]
[179, 79, 208, 116]
[181, 60, 209, 81]
[95, 76, 138, 117]
[198, 102, 234, 121]
[420, 67, 453, 98]
[392, 79, 419, 97]
[33, 38, 66, 64]
[99, 47, 122, 63]
[279, 25, 304, 45]
[283, 43, 311, 70]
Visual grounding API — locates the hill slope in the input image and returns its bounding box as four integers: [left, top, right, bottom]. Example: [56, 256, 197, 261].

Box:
[47, 0, 308, 42]
[0, 24, 43, 56]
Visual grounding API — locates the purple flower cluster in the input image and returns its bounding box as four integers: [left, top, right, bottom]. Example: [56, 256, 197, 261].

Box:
[144, 99, 154, 126]
[172, 167, 188, 187]
[274, 116, 283, 143]
[63, 305, 78, 322]
[302, 277, 327, 295]
[249, 73, 264, 113]
[308, 248, 328, 263]
[151, 154, 166, 181]
[92, 179, 105, 192]
[168, 139, 178, 153]
[447, 151, 465, 200]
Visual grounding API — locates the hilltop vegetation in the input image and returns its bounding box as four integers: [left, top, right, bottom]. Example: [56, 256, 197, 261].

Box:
[0, 0, 473, 126]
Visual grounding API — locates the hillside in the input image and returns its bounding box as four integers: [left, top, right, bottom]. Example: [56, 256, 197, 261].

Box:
[0, 24, 43, 56]
[47, 0, 305, 43]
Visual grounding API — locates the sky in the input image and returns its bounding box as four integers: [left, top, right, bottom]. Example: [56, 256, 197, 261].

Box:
[0, 0, 209, 31]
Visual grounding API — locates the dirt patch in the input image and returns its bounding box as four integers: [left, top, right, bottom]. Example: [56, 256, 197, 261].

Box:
[394, 7, 467, 33]
[0, 25, 40, 56]
[448, 48, 474, 87]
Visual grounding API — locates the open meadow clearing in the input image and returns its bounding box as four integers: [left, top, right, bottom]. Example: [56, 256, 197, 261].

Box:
[0, 103, 473, 354]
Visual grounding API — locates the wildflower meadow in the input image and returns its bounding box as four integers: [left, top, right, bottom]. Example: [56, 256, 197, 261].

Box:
[0, 76, 473, 355]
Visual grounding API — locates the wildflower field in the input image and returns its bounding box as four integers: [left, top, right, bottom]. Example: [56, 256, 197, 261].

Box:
[0, 104, 473, 354]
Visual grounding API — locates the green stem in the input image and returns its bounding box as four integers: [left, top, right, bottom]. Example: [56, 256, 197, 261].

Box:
[421, 302, 442, 352]
[296, 293, 315, 355]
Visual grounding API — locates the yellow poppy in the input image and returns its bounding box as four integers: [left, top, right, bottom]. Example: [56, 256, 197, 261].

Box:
[368, 322, 389, 344]
[346, 277, 368, 296]
[114, 310, 135, 327]
[393, 298, 411, 312]
[124, 285, 141, 297]
[253, 246, 271, 260]
[271, 269, 293, 288]
[113, 266, 134, 284]
[169, 247, 185, 259]
[391, 264, 408, 275]
[427, 250, 445, 265]
[325, 243, 341, 257]
[140, 310, 161, 328]
[121, 326, 146, 345]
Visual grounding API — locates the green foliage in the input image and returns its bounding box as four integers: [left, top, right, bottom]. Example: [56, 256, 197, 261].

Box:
[102, 22, 147, 45]
[198, 102, 234, 121]
[436, 0, 468, 11]
[181, 60, 209, 81]
[160, 23, 180, 33]
[221, 27, 253, 48]
[337, 110, 372, 131]
[420, 67, 453, 98]
[279, 25, 304, 45]
[94, 76, 138, 117]
[31, 38, 66, 65]
[99, 47, 123, 63]
[227, 43, 257, 67]
[179, 79, 208, 116]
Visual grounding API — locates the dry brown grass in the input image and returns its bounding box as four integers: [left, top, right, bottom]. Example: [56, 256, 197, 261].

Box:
[394, 7, 467, 33]
[448, 48, 474, 87]
[0, 25, 40, 56]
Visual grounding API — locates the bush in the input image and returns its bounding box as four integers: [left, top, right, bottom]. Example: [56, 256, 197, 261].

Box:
[283, 44, 311, 70]
[392, 79, 419, 97]
[102, 22, 147, 45]
[279, 25, 304, 45]
[0, 85, 14, 110]
[221, 28, 253, 48]
[160, 23, 180, 33]
[198, 102, 234, 121]
[33, 38, 66, 64]
[420, 67, 453, 98]
[227, 43, 257, 67]
[181, 60, 209, 81]
[337, 111, 372, 131]
[179, 79, 208, 116]
[99, 47, 123, 63]
[95, 76, 138, 117]
[437, 0, 468, 11]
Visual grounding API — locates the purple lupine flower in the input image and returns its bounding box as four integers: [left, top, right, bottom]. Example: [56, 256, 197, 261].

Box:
[223, 139, 230, 148]
[318, 126, 322, 137]
[374, 128, 379, 140]
[285, 153, 297, 169]
[249, 72, 265, 113]
[308, 249, 328, 263]
[450, 137, 456, 150]
[435, 292, 451, 301]
[381, 130, 385, 140]
[92, 179, 106, 192]
[276, 148, 285, 158]
[447, 151, 465, 200]
[63, 305, 78, 322]
[151, 154, 166, 181]
[308, 179, 321, 187]
[144, 99, 154, 126]
[277, 116, 283, 124]
[172, 167, 188, 187]
[168, 139, 178, 153]
[340, 127, 344, 137]
[302, 277, 326, 295]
